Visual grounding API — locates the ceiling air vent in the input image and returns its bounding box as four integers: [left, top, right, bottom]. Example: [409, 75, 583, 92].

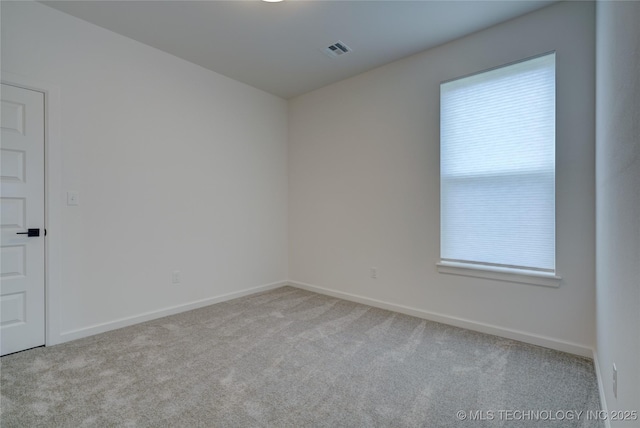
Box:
[323, 41, 352, 58]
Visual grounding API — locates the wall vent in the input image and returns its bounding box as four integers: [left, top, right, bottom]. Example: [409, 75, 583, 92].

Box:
[323, 41, 352, 58]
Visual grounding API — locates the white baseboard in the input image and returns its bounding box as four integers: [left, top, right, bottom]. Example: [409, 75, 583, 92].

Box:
[287, 280, 593, 358]
[58, 280, 288, 343]
[592, 350, 612, 428]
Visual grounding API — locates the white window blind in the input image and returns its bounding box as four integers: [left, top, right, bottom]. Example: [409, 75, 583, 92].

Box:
[440, 53, 556, 273]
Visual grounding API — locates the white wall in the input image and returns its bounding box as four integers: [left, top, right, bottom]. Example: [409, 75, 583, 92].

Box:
[1, 2, 288, 341]
[289, 1, 596, 355]
[1, 0, 602, 359]
[595, 0, 640, 421]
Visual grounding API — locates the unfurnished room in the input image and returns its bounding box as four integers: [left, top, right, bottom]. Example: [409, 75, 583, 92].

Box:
[0, 0, 638, 426]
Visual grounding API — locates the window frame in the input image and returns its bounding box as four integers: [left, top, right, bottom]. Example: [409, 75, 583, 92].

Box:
[437, 52, 561, 288]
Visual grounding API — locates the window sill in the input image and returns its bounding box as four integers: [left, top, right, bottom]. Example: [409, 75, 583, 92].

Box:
[436, 261, 561, 288]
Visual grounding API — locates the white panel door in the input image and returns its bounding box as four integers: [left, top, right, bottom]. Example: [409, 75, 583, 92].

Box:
[1, 83, 45, 356]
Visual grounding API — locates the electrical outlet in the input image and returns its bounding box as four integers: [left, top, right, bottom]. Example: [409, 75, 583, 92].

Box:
[67, 191, 79, 206]
[172, 270, 181, 285]
[370, 267, 378, 279]
[613, 363, 617, 398]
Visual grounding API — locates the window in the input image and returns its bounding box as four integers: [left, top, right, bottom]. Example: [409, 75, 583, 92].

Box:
[438, 53, 559, 287]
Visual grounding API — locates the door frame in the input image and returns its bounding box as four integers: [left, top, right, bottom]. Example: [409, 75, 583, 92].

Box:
[1, 71, 62, 346]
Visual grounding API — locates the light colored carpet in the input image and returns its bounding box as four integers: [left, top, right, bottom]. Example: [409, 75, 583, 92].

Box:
[1, 286, 602, 427]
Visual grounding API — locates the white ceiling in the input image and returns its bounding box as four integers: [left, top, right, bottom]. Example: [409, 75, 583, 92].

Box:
[43, 0, 556, 99]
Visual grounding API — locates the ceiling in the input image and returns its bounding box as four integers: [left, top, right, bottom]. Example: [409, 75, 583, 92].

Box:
[43, 0, 556, 99]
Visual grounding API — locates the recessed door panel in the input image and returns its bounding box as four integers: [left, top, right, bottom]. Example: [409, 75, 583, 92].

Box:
[1, 83, 45, 355]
